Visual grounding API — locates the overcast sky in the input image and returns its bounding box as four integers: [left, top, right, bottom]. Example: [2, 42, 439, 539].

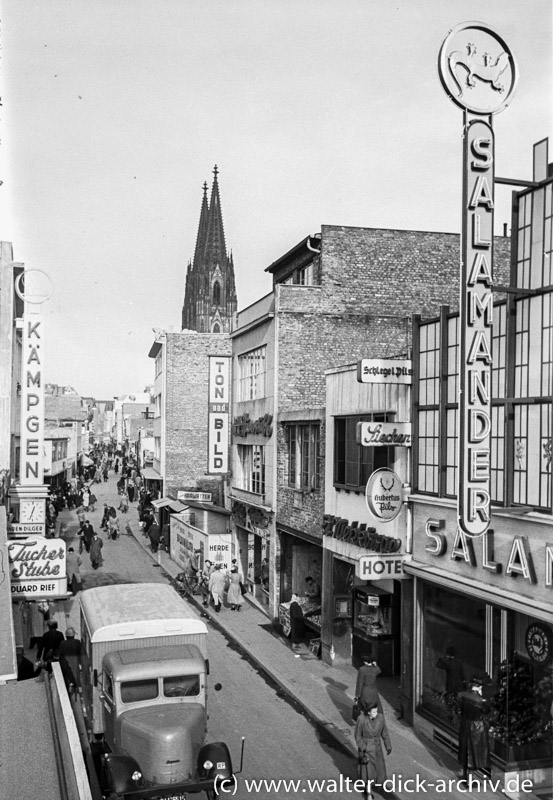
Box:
[1, 0, 551, 399]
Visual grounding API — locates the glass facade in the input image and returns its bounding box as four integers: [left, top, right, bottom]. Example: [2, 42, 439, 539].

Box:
[419, 583, 553, 764]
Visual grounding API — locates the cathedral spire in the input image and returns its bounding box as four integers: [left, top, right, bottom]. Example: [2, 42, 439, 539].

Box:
[181, 167, 238, 333]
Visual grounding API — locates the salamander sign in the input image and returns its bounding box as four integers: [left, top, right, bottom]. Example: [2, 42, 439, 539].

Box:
[438, 22, 518, 538]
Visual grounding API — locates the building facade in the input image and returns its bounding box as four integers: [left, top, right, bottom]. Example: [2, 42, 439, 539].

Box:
[404, 140, 552, 791]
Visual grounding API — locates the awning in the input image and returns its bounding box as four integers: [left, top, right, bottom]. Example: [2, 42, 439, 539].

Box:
[142, 467, 161, 481]
[81, 455, 94, 466]
[152, 497, 188, 513]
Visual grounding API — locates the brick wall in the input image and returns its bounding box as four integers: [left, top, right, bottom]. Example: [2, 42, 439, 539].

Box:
[164, 332, 231, 496]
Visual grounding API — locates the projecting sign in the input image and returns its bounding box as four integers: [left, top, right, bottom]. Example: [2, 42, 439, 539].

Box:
[356, 554, 406, 581]
[365, 469, 403, 522]
[438, 22, 518, 538]
[8, 537, 67, 598]
[356, 422, 412, 447]
[357, 359, 412, 384]
[207, 356, 230, 473]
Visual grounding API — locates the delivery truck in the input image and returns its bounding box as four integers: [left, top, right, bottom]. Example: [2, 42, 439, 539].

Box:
[79, 582, 234, 799]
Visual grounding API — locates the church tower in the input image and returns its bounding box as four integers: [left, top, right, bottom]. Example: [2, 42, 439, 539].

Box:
[181, 166, 238, 333]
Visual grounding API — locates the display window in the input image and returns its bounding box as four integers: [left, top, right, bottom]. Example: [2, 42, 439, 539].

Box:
[419, 582, 553, 764]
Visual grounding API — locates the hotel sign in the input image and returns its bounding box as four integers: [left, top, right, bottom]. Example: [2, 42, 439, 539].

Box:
[438, 23, 517, 538]
[207, 356, 230, 473]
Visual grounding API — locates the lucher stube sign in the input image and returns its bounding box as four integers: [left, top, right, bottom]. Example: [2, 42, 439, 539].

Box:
[438, 22, 517, 537]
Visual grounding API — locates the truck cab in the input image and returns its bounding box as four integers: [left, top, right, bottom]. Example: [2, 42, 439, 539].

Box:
[100, 644, 206, 785]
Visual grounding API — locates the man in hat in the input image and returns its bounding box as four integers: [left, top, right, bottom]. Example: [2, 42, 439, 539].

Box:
[16, 646, 38, 681]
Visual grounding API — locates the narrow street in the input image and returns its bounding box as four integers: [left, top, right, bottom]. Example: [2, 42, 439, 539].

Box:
[56, 471, 359, 800]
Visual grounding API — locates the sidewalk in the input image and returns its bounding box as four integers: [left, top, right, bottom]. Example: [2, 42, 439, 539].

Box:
[53, 477, 505, 800]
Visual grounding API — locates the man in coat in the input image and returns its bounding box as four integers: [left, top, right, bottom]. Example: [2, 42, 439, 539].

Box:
[58, 627, 82, 692]
[208, 565, 226, 613]
[355, 656, 383, 714]
[89, 532, 103, 569]
[66, 546, 83, 595]
[457, 677, 490, 780]
[37, 620, 65, 666]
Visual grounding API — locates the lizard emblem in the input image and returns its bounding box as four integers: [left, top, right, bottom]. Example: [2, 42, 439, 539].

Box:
[448, 43, 510, 98]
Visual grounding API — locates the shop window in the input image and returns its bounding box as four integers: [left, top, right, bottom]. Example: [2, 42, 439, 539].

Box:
[419, 584, 486, 729]
[238, 346, 267, 401]
[237, 444, 265, 495]
[287, 423, 321, 491]
[334, 414, 393, 491]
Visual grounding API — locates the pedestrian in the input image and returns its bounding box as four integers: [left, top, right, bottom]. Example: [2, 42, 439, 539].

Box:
[208, 564, 226, 613]
[17, 646, 39, 681]
[82, 487, 90, 511]
[90, 532, 104, 569]
[200, 560, 213, 606]
[260, 557, 269, 589]
[58, 627, 82, 693]
[108, 514, 120, 540]
[148, 518, 161, 553]
[127, 482, 135, 503]
[118, 493, 129, 514]
[81, 521, 94, 553]
[114, 459, 119, 475]
[37, 620, 65, 670]
[66, 546, 83, 595]
[100, 503, 110, 530]
[88, 490, 97, 512]
[355, 656, 384, 714]
[29, 600, 50, 648]
[227, 566, 244, 611]
[76, 504, 86, 527]
[457, 677, 490, 781]
[355, 701, 392, 800]
[103, 464, 109, 482]
[143, 509, 154, 537]
[289, 594, 304, 648]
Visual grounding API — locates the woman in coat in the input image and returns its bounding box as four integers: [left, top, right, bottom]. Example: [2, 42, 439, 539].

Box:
[227, 567, 244, 611]
[355, 702, 392, 800]
[66, 547, 83, 594]
[289, 595, 304, 649]
[355, 657, 383, 713]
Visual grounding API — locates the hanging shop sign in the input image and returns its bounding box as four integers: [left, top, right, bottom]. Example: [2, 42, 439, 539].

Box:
[356, 554, 406, 580]
[207, 356, 230, 473]
[8, 537, 67, 597]
[232, 413, 273, 438]
[365, 469, 403, 522]
[231, 501, 271, 532]
[438, 22, 517, 539]
[357, 359, 412, 385]
[323, 515, 401, 554]
[177, 491, 213, 503]
[356, 422, 411, 447]
[525, 623, 553, 665]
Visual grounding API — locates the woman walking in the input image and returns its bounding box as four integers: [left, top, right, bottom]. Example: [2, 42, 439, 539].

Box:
[227, 566, 244, 611]
[355, 702, 392, 800]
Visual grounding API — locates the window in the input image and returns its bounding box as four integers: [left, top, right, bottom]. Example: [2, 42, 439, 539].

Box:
[238, 347, 267, 401]
[213, 281, 221, 305]
[287, 423, 321, 491]
[141, 410, 154, 420]
[120, 678, 158, 704]
[237, 445, 265, 494]
[334, 415, 394, 491]
[163, 674, 200, 697]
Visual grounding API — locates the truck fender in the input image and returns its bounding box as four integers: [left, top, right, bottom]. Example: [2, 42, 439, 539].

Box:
[99, 753, 145, 796]
[197, 741, 234, 784]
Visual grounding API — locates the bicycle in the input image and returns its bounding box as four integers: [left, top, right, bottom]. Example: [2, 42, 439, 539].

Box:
[174, 572, 207, 598]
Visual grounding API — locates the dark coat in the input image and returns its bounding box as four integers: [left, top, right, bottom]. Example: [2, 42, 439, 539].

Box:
[90, 536, 103, 567]
[37, 628, 65, 660]
[289, 601, 304, 644]
[355, 712, 391, 785]
[59, 637, 82, 688]
[457, 689, 490, 770]
[438, 655, 466, 693]
[355, 663, 382, 711]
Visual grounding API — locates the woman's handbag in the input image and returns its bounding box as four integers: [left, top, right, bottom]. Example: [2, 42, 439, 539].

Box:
[352, 699, 361, 721]
[239, 581, 247, 596]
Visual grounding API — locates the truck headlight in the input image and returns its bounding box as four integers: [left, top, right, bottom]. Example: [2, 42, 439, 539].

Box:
[131, 771, 142, 782]
[202, 760, 214, 771]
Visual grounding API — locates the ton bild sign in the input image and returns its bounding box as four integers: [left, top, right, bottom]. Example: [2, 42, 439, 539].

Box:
[207, 356, 230, 474]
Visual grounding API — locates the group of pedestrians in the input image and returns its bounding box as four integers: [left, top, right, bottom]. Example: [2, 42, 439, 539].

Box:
[176, 554, 246, 613]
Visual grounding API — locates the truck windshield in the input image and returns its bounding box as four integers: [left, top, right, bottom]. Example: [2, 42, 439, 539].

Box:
[163, 675, 200, 697]
[120, 678, 159, 703]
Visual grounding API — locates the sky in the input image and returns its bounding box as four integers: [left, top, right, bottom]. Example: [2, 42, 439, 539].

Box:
[1, 0, 551, 400]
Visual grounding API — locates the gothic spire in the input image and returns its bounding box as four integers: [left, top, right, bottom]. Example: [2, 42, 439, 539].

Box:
[204, 164, 227, 269]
